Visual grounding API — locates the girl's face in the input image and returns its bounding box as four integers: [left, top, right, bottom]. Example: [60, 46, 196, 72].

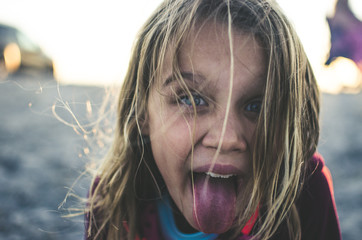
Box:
[144, 22, 266, 233]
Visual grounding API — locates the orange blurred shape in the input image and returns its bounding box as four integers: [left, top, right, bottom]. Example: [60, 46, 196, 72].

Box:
[4, 42, 21, 73]
[322, 56, 362, 93]
[329, 57, 361, 88]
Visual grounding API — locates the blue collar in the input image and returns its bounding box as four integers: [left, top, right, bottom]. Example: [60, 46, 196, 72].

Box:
[157, 196, 218, 240]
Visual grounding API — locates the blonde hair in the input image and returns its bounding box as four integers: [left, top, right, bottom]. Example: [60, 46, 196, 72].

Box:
[86, 0, 320, 239]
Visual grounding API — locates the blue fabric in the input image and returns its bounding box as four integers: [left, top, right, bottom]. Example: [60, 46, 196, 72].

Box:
[157, 196, 218, 240]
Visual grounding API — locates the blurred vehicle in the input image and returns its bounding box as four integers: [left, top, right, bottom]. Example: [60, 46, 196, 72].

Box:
[0, 23, 54, 80]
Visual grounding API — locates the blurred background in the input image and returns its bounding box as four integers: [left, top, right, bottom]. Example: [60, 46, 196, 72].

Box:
[0, 0, 361, 239]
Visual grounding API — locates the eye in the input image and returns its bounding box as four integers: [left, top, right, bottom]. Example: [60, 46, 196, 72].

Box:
[245, 100, 262, 113]
[179, 94, 206, 107]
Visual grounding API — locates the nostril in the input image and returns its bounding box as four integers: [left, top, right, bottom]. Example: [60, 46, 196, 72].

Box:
[201, 114, 250, 153]
[202, 133, 248, 152]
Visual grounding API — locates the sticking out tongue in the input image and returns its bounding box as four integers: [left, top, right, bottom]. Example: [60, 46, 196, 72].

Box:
[193, 173, 236, 233]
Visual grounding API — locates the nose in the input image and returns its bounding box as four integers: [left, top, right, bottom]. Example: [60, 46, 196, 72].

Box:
[202, 111, 248, 153]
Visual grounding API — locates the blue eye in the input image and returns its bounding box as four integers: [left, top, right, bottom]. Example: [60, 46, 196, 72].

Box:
[180, 94, 206, 106]
[245, 100, 262, 113]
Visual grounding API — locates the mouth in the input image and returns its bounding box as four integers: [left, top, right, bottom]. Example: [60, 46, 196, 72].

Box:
[204, 172, 236, 179]
[191, 163, 243, 187]
[191, 171, 238, 191]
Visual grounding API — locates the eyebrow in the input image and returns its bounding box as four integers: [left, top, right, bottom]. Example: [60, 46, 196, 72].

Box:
[163, 72, 206, 87]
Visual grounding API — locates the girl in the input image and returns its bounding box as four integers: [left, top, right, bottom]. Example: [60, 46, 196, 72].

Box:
[85, 0, 341, 239]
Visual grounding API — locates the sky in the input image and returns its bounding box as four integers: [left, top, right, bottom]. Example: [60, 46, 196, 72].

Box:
[0, 0, 361, 93]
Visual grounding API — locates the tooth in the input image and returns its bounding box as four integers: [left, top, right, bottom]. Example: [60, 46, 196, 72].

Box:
[205, 172, 235, 178]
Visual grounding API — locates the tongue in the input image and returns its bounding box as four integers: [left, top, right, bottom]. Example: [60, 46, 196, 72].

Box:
[193, 174, 236, 233]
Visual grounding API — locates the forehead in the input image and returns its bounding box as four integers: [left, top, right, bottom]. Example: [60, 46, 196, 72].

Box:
[157, 21, 266, 88]
[185, 22, 264, 69]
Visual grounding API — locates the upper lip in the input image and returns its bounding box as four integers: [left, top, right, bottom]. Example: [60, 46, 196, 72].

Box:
[192, 164, 243, 176]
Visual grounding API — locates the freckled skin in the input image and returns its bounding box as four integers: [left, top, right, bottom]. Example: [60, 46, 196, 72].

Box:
[143, 22, 266, 233]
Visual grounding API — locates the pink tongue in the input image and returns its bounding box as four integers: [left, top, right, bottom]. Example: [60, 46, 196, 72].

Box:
[193, 174, 236, 233]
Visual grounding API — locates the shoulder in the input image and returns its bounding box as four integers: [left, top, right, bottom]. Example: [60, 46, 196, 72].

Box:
[84, 176, 109, 240]
[297, 153, 341, 240]
[302, 153, 335, 206]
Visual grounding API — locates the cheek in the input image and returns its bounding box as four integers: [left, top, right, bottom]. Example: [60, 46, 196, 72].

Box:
[243, 119, 257, 144]
[150, 115, 195, 171]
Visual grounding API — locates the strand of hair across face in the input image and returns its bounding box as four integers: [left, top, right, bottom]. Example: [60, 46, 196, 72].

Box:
[208, 0, 235, 175]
